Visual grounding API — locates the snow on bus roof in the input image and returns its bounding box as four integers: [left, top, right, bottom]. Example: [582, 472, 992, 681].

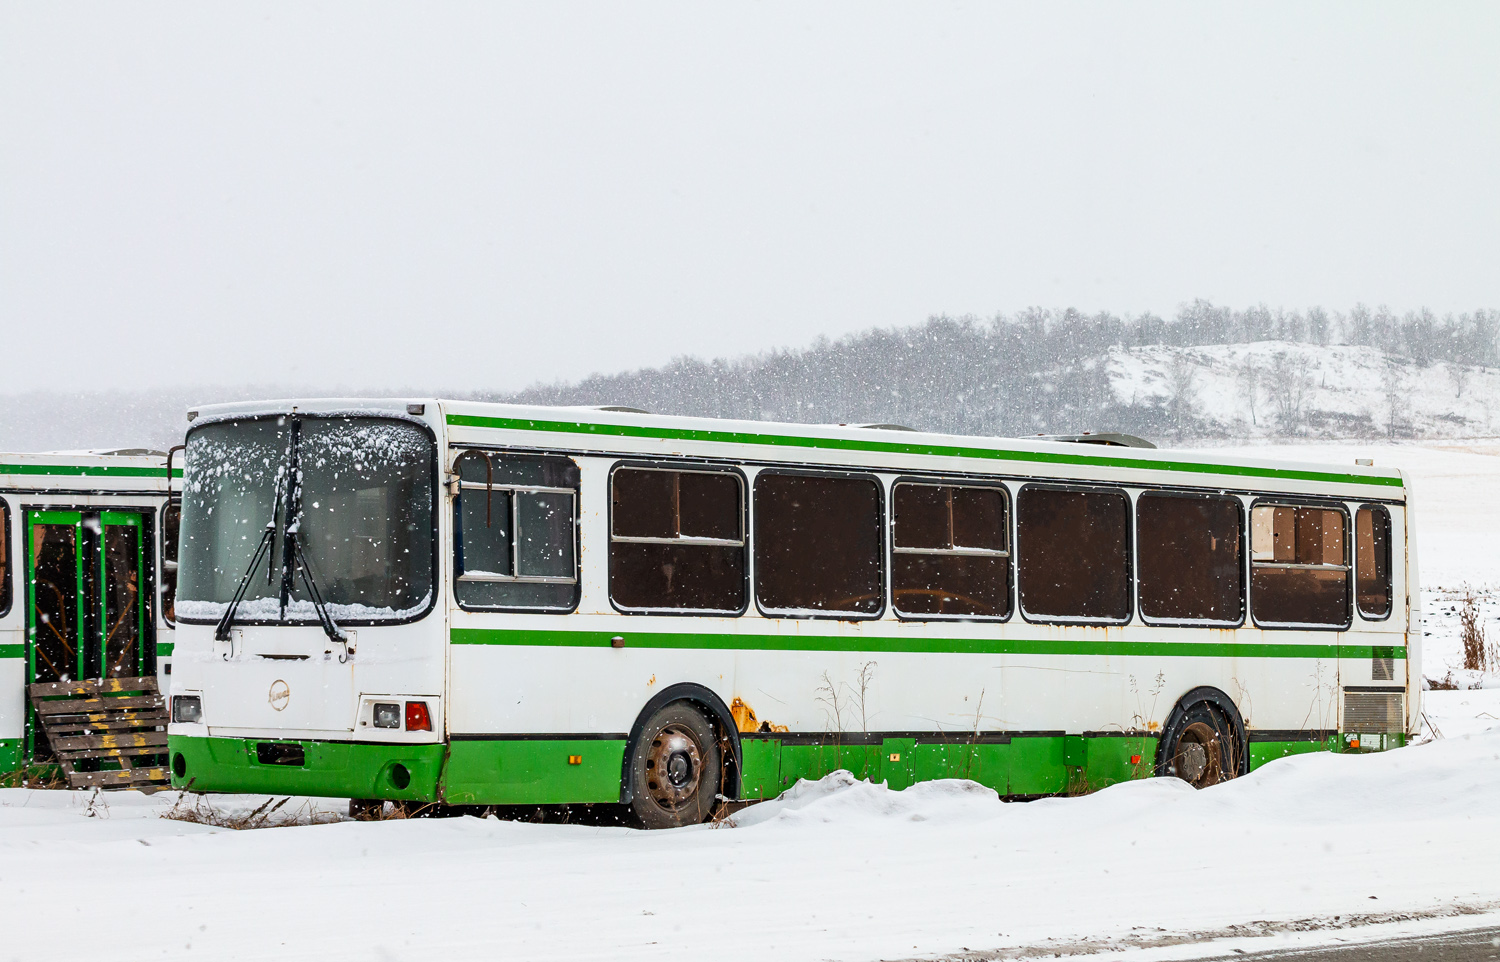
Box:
[185, 397, 1407, 490]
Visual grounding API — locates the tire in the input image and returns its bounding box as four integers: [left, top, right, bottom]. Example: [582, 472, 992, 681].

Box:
[1157, 699, 1242, 789]
[627, 701, 722, 829]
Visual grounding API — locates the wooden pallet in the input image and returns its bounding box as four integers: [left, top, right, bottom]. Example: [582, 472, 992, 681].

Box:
[27, 676, 170, 790]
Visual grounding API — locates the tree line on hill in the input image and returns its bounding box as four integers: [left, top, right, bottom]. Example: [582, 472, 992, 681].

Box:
[4, 302, 1494, 451]
[497, 303, 1500, 440]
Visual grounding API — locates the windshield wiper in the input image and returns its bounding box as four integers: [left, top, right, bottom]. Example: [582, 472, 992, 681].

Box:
[276, 418, 347, 645]
[214, 438, 290, 643]
[213, 521, 276, 642]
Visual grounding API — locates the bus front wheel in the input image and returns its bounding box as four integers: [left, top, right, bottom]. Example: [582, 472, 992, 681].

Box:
[627, 701, 722, 829]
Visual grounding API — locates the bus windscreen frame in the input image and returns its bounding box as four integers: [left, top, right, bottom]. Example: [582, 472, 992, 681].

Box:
[174, 413, 439, 628]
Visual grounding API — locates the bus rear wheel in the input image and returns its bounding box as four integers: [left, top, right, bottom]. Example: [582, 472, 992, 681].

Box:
[628, 701, 721, 829]
[1159, 699, 1240, 789]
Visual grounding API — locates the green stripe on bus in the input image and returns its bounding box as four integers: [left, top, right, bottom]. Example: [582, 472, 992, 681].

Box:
[0, 644, 23, 659]
[450, 627, 1403, 661]
[0, 463, 179, 479]
[444, 413, 1404, 489]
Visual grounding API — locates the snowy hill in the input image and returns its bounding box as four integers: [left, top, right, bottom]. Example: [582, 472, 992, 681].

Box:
[1109, 342, 1500, 441]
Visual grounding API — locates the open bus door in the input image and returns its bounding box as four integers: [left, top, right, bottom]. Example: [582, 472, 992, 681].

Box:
[24, 509, 154, 759]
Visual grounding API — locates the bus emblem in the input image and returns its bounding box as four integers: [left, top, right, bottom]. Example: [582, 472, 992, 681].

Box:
[268, 680, 290, 712]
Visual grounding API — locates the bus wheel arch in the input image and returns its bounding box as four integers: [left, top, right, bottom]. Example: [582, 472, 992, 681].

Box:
[621, 683, 742, 825]
[1156, 686, 1248, 787]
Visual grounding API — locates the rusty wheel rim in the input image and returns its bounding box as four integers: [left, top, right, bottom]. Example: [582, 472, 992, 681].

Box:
[644, 724, 704, 812]
[1173, 720, 1224, 788]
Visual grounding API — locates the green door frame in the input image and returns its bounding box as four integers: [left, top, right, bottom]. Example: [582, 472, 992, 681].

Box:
[98, 511, 146, 679]
[23, 509, 152, 761]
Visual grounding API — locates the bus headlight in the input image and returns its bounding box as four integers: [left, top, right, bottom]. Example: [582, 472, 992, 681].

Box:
[372, 703, 401, 729]
[172, 695, 203, 724]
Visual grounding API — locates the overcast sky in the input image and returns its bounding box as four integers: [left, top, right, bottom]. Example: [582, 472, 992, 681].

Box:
[3, 3, 1497, 396]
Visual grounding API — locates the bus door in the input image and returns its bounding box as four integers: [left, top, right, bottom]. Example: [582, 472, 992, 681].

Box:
[25, 510, 150, 756]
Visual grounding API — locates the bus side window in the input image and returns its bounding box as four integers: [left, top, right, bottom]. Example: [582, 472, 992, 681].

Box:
[0, 500, 10, 616]
[161, 502, 180, 624]
[453, 451, 580, 611]
[1250, 505, 1349, 627]
[754, 473, 883, 616]
[1355, 505, 1392, 619]
[1016, 486, 1131, 623]
[1136, 493, 1243, 624]
[610, 467, 745, 613]
[891, 482, 1010, 619]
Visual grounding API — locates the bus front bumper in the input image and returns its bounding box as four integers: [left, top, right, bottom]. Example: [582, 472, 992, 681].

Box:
[167, 735, 443, 802]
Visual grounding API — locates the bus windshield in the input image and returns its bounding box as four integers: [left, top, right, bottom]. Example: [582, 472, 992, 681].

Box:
[176, 415, 435, 625]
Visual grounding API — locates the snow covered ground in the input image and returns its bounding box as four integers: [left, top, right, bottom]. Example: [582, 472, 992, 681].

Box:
[2, 438, 1497, 961]
[4, 711, 1500, 962]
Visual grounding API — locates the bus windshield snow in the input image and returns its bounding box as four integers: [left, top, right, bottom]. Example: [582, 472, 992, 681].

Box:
[176, 415, 435, 627]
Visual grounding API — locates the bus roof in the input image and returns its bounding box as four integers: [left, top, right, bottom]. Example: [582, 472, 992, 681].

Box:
[186, 397, 1408, 497]
[0, 450, 176, 492]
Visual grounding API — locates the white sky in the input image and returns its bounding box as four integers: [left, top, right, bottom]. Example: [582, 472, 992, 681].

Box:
[2, 3, 1498, 395]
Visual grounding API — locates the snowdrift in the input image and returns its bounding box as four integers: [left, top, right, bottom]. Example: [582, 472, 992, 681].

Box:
[4, 720, 1500, 961]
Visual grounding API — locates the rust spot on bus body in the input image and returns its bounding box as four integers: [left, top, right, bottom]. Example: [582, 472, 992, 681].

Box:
[730, 697, 787, 734]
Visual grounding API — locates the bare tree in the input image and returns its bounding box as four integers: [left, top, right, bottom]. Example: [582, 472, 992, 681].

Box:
[1164, 354, 1199, 437]
[1449, 362, 1472, 400]
[1381, 360, 1407, 438]
[1265, 352, 1314, 435]
[1236, 355, 1261, 427]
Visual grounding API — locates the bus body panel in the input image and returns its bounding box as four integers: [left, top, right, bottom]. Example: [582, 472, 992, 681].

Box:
[166, 399, 1416, 806]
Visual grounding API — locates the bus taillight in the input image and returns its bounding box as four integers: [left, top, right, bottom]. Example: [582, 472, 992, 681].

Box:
[405, 701, 432, 732]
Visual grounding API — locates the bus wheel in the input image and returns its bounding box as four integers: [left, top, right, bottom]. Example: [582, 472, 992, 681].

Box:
[1158, 700, 1240, 789]
[628, 701, 721, 829]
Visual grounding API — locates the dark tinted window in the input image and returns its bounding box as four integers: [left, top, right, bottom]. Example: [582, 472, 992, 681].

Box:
[160, 502, 180, 624]
[892, 483, 1009, 618]
[611, 468, 745, 612]
[1137, 494, 1243, 623]
[1251, 504, 1349, 627]
[1017, 487, 1130, 621]
[755, 473, 882, 616]
[454, 451, 579, 611]
[1355, 505, 1392, 619]
[0, 500, 9, 616]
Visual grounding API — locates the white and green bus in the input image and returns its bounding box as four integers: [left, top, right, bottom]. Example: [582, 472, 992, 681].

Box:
[0, 450, 180, 775]
[166, 400, 1416, 825]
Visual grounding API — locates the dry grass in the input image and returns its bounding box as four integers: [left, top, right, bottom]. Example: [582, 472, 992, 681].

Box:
[161, 792, 343, 829]
[347, 800, 443, 820]
[1460, 586, 1495, 672]
[0, 763, 68, 790]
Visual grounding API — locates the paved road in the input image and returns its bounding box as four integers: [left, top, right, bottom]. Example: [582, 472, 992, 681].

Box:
[1195, 925, 1500, 961]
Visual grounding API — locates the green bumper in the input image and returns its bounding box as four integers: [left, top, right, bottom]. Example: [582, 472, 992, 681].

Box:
[168, 735, 444, 802]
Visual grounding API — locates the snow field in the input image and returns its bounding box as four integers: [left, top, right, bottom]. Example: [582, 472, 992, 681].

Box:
[5, 722, 1500, 961]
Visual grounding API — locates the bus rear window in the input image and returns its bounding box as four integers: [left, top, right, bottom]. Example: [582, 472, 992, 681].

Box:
[1017, 486, 1130, 623]
[1250, 505, 1349, 627]
[610, 467, 745, 613]
[454, 451, 579, 612]
[754, 473, 882, 616]
[1355, 505, 1392, 619]
[1137, 494, 1243, 624]
[892, 482, 1009, 619]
